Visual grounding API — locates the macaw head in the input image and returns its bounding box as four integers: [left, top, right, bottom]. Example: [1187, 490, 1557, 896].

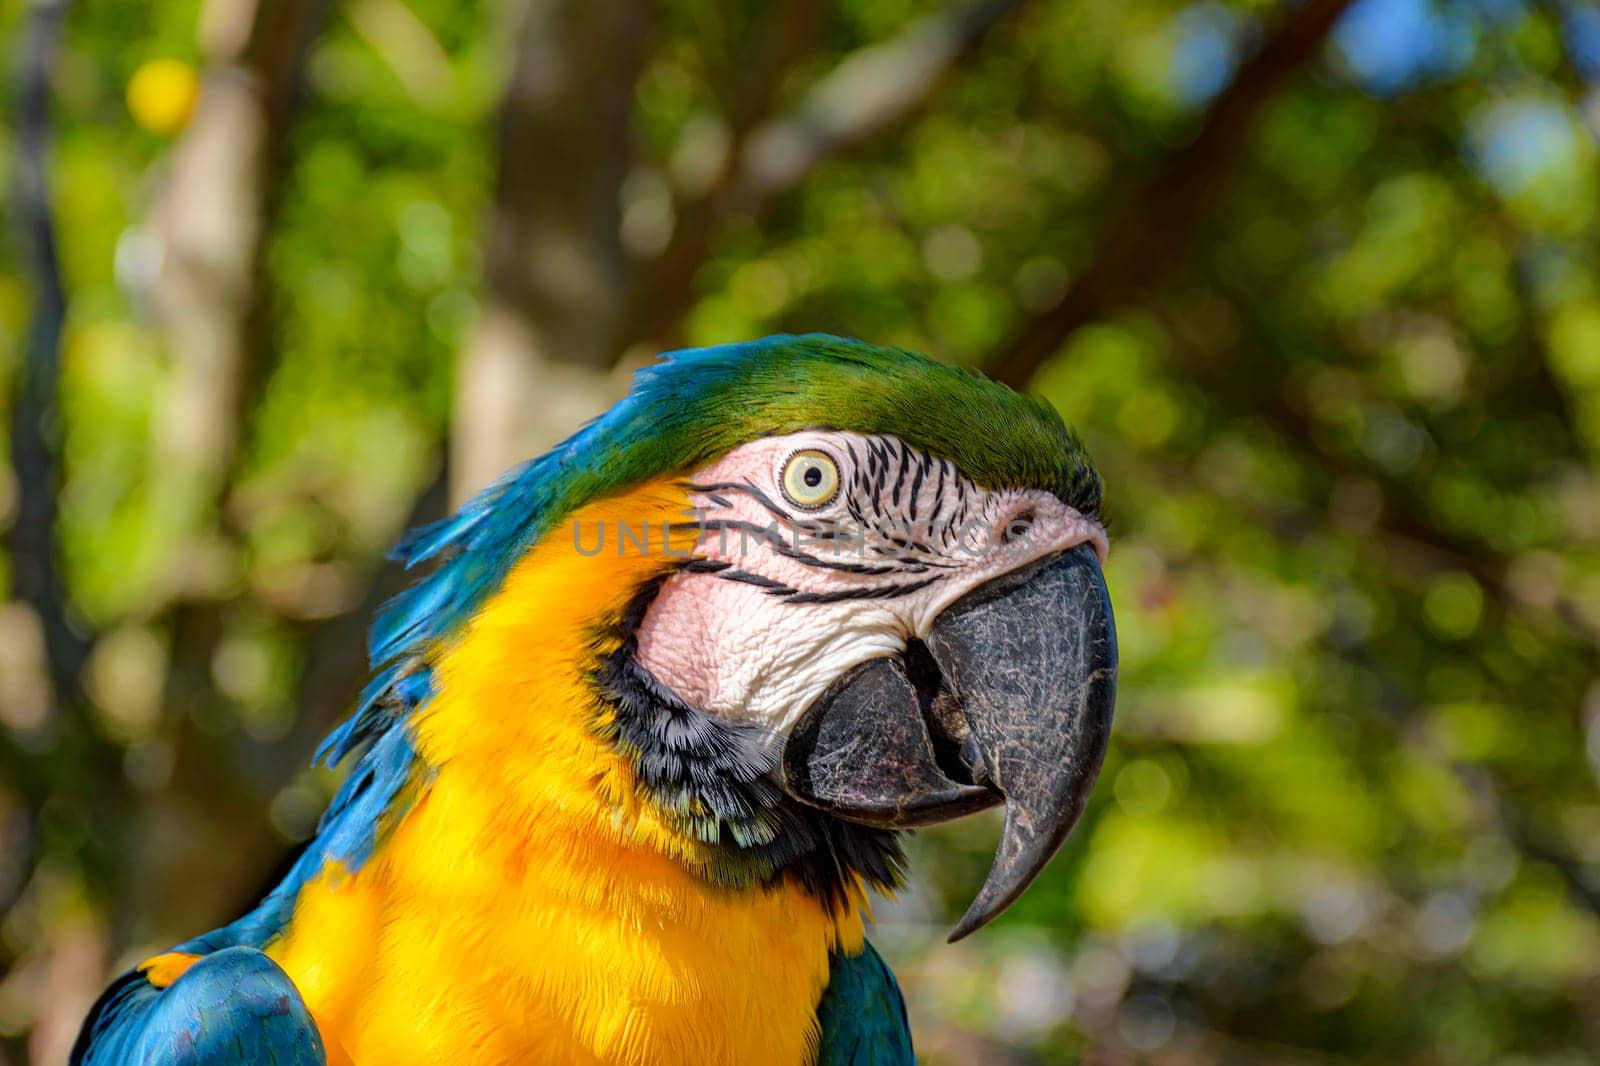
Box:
[350, 334, 1115, 940]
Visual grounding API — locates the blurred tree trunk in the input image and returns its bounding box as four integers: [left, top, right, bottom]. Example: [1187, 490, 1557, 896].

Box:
[125, 0, 335, 960]
[451, 0, 653, 501]
[6, 3, 112, 1063]
[149, 0, 332, 548]
[8, 0, 88, 709]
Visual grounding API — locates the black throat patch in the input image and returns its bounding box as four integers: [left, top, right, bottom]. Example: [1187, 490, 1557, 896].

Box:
[588, 571, 904, 909]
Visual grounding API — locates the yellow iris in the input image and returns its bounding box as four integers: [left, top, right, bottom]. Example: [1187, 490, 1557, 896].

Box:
[781, 449, 840, 508]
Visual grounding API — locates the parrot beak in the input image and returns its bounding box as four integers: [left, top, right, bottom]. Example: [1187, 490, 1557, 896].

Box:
[780, 544, 1117, 941]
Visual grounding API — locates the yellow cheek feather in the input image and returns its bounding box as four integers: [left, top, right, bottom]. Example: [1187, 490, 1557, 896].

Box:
[138, 952, 201, 989]
[266, 479, 867, 1066]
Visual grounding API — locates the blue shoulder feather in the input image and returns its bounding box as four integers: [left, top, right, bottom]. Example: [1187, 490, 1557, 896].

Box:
[816, 941, 916, 1065]
[71, 947, 324, 1065]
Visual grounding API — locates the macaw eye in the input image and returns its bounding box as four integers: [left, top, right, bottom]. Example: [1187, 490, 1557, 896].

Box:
[780, 449, 840, 509]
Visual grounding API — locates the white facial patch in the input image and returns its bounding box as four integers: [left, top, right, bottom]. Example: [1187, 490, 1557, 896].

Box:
[633, 431, 1107, 740]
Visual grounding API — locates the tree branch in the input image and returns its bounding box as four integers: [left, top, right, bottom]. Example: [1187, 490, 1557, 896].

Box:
[8, 0, 88, 704]
[740, 0, 1028, 201]
[626, 0, 1030, 351]
[988, 0, 1357, 388]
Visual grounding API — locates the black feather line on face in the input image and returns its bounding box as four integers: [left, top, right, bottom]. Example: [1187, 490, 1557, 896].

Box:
[869, 441, 889, 509]
[929, 457, 948, 525]
[683, 480, 793, 523]
[714, 568, 798, 594]
[907, 450, 928, 523]
[782, 576, 940, 605]
[890, 440, 912, 509]
[587, 573, 904, 908]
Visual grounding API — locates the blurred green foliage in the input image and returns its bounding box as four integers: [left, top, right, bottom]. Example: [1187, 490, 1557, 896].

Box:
[3, 0, 1600, 1062]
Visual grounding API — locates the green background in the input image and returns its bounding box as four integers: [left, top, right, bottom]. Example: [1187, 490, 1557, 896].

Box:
[2, 0, 1599, 1062]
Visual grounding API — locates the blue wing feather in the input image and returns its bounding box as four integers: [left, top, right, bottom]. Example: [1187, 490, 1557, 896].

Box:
[72, 947, 324, 1065]
[816, 941, 916, 1065]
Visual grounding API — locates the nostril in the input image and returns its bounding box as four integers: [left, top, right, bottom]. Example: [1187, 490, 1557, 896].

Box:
[1000, 508, 1035, 546]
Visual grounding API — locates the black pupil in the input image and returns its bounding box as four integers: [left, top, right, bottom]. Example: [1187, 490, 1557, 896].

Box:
[803, 466, 822, 487]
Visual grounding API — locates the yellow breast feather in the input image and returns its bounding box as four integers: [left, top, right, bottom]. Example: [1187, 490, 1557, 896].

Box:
[267, 479, 866, 1065]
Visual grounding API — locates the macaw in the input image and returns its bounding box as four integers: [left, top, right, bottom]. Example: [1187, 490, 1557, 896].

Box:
[74, 334, 1117, 1065]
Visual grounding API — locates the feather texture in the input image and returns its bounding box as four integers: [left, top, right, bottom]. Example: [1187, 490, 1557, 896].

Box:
[815, 943, 916, 1066]
[72, 948, 324, 1065]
